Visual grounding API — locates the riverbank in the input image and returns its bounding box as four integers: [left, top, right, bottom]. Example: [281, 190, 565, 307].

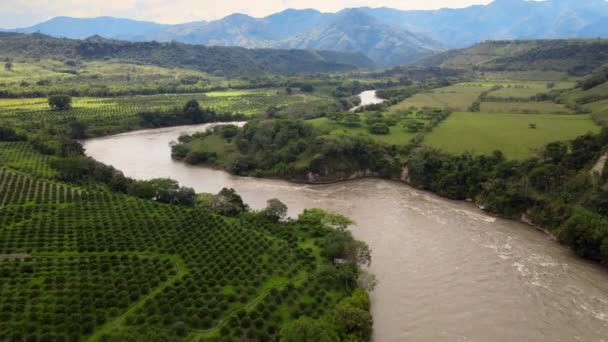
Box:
[83, 125, 608, 341]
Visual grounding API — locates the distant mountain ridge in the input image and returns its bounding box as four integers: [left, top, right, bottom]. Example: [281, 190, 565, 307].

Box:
[0, 32, 373, 76]
[414, 39, 608, 75]
[6, 0, 608, 66]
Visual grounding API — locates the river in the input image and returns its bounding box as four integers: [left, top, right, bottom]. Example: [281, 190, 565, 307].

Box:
[84, 123, 608, 342]
[350, 90, 385, 111]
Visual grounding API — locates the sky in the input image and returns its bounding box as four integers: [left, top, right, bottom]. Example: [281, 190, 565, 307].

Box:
[1, 0, 494, 28]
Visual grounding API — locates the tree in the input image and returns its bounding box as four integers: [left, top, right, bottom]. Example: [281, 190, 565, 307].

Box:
[69, 119, 88, 139]
[264, 198, 288, 221]
[298, 208, 353, 231]
[220, 125, 239, 139]
[543, 142, 568, 164]
[279, 317, 339, 342]
[286, 87, 293, 95]
[0, 126, 26, 141]
[50, 157, 91, 182]
[558, 208, 608, 260]
[342, 113, 361, 127]
[357, 270, 378, 291]
[405, 121, 425, 133]
[206, 188, 248, 215]
[48, 94, 72, 110]
[300, 84, 315, 93]
[369, 123, 389, 135]
[4, 62, 12, 71]
[329, 301, 373, 341]
[183, 99, 200, 113]
[127, 178, 195, 206]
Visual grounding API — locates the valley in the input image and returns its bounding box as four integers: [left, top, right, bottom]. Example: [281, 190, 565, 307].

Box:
[1, 1, 608, 340]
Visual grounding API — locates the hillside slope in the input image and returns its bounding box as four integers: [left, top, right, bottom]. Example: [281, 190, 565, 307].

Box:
[361, 0, 608, 48]
[0, 33, 374, 76]
[273, 9, 442, 66]
[414, 39, 608, 75]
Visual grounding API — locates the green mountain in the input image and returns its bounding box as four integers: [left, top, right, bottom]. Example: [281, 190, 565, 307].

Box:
[0, 32, 374, 76]
[273, 9, 442, 66]
[414, 39, 608, 75]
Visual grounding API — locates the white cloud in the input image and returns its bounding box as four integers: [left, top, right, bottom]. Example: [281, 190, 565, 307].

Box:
[1, 0, 494, 28]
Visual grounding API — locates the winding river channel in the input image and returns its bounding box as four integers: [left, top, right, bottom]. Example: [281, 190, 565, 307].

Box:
[84, 123, 608, 342]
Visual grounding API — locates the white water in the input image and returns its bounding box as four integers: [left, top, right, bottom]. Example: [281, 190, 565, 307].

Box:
[350, 90, 385, 111]
[84, 123, 608, 342]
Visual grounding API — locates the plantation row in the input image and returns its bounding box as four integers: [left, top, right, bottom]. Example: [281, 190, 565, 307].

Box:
[0, 254, 177, 341]
[0, 160, 358, 340]
[0, 142, 56, 178]
[0, 91, 326, 128]
[0, 169, 77, 206]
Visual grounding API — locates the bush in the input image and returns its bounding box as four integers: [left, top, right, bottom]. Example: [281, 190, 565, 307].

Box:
[48, 94, 72, 110]
[368, 123, 389, 135]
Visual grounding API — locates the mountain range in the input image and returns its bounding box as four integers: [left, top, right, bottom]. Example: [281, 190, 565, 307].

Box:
[5, 0, 608, 67]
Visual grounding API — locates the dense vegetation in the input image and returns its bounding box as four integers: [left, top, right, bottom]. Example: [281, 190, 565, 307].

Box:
[415, 39, 608, 76]
[172, 119, 403, 182]
[0, 122, 374, 341]
[0, 33, 373, 78]
[407, 130, 608, 261]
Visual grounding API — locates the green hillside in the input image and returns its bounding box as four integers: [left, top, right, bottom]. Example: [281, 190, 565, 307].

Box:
[415, 39, 608, 75]
[0, 33, 374, 77]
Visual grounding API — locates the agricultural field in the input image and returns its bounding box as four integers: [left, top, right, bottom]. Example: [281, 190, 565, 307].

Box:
[0, 59, 240, 97]
[487, 81, 574, 99]
[0, 89, 329, 135]
[389, 83, 493, 111]
[0, 160, 363, 341]
[563, 81, 608, 106]
[480, 101, 573, 114]
[425, 112, 601, 159]
[308, 116, 421, 145]
[480, 71, 575, 82]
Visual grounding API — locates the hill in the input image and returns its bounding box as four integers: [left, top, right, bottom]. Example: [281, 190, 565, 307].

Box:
[7, 0, 608, 67]
[360, 0, 608, 48]
[0, 33, 373, 76]
[273, 9, 442, 67]
[13, 16, 169, 40]
[5, 10, 441, 66]
[414, 39, 608, 75]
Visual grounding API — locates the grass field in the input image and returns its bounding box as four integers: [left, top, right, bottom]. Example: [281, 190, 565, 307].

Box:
[480, 101, 573, 114]
[563, 81, 608, 106]
[0, 59, 233, 95]
[308, 117, 420, 145]
[389, 83, 492, 111]
[425, 112, 600, 159]
[481, 71, 575, 82]
[487, 81, 574, 99]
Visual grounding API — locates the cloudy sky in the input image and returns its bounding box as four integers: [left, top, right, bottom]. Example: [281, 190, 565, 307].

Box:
[2, 0, 494, 28]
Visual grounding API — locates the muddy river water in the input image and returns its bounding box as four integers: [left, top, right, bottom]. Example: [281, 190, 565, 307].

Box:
[84, 123, 608, 342]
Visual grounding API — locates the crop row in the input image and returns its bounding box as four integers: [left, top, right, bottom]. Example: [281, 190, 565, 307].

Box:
[0, 255, 175, 341]
[0, 167, 331, 340]
[0, 142, 56, 178]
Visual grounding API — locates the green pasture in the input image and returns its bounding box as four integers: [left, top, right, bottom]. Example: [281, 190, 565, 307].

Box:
[425, 112, 600, 159]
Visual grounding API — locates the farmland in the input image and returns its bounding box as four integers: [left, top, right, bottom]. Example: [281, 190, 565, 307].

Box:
[389, 83, 491, 111]
[479, 101, 572, 114]
[0, 154, 371, 341]
[424, 112, 600, 159]
[0, 89, 333, 136]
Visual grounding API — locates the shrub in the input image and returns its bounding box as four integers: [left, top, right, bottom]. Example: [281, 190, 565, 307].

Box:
[48, 94, 73, 110]
[368, 123, 389, 135]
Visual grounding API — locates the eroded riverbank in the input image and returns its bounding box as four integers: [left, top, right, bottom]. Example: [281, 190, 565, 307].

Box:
[84, 123, 608, 342]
